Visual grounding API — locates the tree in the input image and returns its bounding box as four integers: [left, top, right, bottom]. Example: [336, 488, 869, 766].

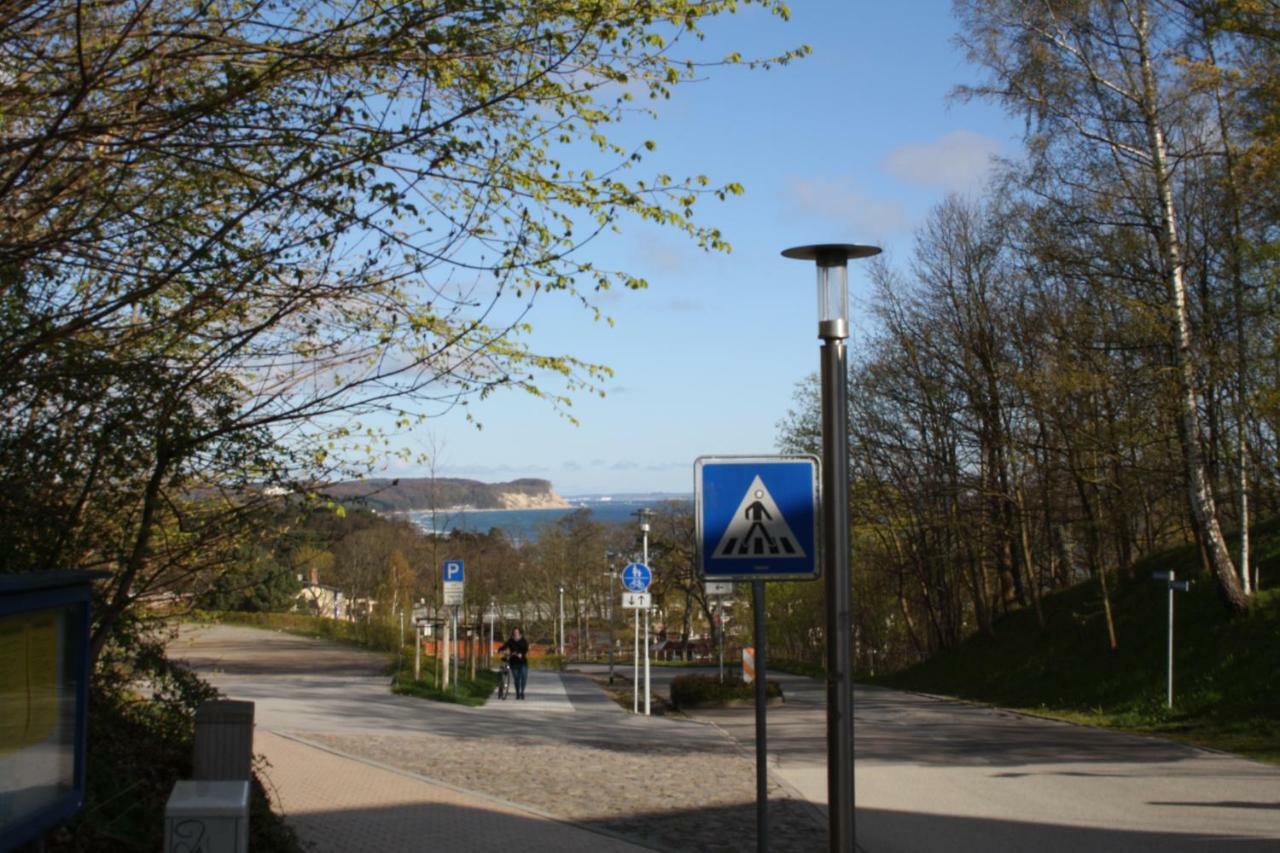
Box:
[0, 0, 805, 658]
[954, 0, 1252, 613]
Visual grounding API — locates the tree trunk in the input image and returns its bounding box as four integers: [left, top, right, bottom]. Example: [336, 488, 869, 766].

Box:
[1134, 0, 1247, 614]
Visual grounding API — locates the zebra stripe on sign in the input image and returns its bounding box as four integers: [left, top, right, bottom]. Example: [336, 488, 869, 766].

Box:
[712, 475, 806, 560]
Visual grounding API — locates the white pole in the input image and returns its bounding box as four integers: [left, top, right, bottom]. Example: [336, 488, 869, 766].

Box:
[633, 609, 639, 714]
[443, 614, 451, 690]
[644, 607, 651, 716]
[642, 527, 651, 717]
[559, 586, 565, 657]
[718, 597, 725, 684]
[1167, 570, 1175, 709]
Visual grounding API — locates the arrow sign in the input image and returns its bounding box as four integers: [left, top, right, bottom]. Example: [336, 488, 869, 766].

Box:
[621, 562, 651, 592]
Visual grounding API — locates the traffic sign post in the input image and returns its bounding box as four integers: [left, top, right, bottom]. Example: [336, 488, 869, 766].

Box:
[706, 581, 733, 683]
[621, 561, 652, 715]
[1153, 570, 1192, 707]
[442, 561, 464, 692]
[696, 455, 819, 853]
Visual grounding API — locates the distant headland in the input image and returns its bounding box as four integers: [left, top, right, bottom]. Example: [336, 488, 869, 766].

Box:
[322, 477, 570, 513]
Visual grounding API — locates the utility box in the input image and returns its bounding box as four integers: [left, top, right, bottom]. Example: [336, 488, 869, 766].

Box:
[193, 700, 254, 781]
[164, 780, 249, 853]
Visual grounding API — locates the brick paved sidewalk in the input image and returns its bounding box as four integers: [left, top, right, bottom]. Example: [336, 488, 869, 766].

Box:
[256, 730, 655, 853]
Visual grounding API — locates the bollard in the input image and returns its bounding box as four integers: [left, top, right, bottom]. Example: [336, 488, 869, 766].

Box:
[193, 700, 254, 782]
[165, 780, 249, 853]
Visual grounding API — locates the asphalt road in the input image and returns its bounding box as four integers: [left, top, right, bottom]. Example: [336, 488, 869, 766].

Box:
[173, 627, 1280, 851]
[602, 663, 1280, 852]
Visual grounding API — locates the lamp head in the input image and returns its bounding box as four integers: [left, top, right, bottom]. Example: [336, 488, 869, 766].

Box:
[782, 243, 881, 339]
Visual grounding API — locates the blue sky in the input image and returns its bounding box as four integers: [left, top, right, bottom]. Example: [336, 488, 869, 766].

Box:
[384, 1, 1022, 496]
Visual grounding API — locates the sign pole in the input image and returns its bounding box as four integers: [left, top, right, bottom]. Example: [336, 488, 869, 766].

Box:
[633, 609, 640, 714]
[752, 580, 769, 853]
[642, 526, 652, 718]
[644, 606, 651, 717]
[414, 626, 421, 681]
[1167, 570, 1175, 708]
[1152, 570, 1190, 708]
[718, 597, 725, 684]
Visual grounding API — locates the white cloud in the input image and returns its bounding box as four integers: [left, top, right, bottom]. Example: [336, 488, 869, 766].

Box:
[882, 130, 1002, 193]
[781, 177, 910, 238]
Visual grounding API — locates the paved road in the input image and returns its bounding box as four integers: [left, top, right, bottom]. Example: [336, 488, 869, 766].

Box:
[175, 628, 1280, 851]
[589, 662, 1280, 851]
[170, 626, 824, 853]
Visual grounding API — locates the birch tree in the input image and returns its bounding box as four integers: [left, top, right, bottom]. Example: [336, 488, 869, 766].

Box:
[954, 0, 1251, 613]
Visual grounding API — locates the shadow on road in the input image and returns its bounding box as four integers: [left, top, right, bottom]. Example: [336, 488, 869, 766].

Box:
[856, 806, 1277, 852]
[267, 797, 1276, 853]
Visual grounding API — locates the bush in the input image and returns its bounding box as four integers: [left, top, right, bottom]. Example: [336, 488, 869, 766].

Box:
[531, 653, 565, 671]
[49, 625, 302, 852]
[670, 673, 783, 709]
[390, 656, 500, 707]
[194, 610, 401, 653]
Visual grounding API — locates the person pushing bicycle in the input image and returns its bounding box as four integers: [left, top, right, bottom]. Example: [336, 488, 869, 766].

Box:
[497, 627, 530, 700]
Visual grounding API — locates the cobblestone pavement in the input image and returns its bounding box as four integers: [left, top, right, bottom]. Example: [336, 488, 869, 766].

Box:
[176, 625, 825, 853]
[256, 730, 653, 853]
[299, 729, 826, 853]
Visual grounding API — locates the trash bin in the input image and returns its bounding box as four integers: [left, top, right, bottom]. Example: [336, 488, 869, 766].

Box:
[164, 780, 249, 853]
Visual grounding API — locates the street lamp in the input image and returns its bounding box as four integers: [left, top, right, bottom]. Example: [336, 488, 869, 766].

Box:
[605, 549, 618, 684]
[782, 242, 880, 853]
[558, 584, 565, 657]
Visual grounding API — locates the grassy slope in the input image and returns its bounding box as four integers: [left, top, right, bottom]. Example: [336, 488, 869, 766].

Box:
[874, 518, 1280, 764]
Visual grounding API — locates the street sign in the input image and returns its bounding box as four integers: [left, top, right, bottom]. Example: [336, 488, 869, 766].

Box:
[621, 592, 651, 609]
[705, 581, 734, 596]
[695, 455, 820, 581]
[742, 646, 756, 683]
[621, 562, 652, 592]
[442, 560, 464, 605]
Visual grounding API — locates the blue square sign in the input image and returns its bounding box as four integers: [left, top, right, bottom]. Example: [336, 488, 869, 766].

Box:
[695, 455, 820, 581]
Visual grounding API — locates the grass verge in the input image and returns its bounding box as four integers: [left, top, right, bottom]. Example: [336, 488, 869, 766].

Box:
[390, 656, 499, 706]
[873, 518, 1280, 764]
[671, 673, 783, 709]
[189, 609, 401, 653]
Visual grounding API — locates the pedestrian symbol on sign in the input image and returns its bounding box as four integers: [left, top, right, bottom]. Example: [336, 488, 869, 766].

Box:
[713, 476, 804, 559]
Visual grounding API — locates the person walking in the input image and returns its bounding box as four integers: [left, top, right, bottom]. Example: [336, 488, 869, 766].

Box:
[497, 627, 530, 700]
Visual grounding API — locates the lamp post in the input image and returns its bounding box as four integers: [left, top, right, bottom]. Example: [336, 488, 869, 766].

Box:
[558, 584, 565, 657]
[634, 507, 654, 717]
[782, 242, 880, 853]
[605, 549, 618, 684]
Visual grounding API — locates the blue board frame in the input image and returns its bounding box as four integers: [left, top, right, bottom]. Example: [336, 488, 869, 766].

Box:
[0, 572, 98, 853]
[695, 455, 821, 581]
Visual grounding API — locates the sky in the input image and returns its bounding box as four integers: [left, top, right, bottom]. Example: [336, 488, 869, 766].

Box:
[381, 0, 1024, 497]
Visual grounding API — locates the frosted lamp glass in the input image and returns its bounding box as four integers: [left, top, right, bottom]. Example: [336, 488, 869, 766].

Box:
[816, 261, 848, 325]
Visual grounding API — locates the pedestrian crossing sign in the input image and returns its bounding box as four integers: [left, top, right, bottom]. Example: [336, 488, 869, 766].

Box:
[695, 455, 820, 581]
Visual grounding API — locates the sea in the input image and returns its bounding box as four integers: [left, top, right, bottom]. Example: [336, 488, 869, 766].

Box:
[404, 496, 691, 543]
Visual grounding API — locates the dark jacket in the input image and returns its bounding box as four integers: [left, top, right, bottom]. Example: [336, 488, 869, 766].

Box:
[498, 636, 529, 666]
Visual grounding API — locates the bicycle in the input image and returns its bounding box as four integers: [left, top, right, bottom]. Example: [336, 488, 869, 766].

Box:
[497, 656, 511, 700]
